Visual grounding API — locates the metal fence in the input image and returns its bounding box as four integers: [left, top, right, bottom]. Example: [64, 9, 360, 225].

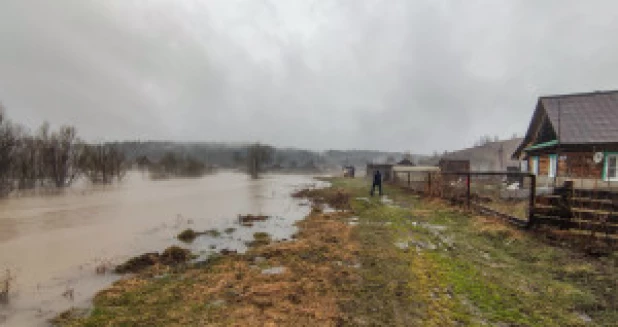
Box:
[393, 170, 535, 227]
[393, 170, 618, 238]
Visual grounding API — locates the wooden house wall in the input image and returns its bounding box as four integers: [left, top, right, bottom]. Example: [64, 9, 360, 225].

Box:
[564, 152, 603, 178]
[557, 156, 568, 176]
[538, 156, 549, 176]
[527, 152, 604, 179]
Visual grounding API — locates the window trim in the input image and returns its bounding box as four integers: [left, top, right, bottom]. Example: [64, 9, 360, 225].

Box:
[548, 154, 557, 178]
[604, 152, 618, 181]
[531, 156, 539, 175]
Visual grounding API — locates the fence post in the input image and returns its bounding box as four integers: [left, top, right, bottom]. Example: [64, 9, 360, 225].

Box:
[528, 174, 536, 228]
[407, 172, 410, 188]
[466, 172, 471, 210]
[428, 172, 432, 196]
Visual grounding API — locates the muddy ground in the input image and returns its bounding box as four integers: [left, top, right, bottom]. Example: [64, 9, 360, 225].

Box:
[54, 178, 617, 326]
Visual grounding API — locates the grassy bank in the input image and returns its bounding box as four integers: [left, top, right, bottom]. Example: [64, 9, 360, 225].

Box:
[55, 178, 617, 326]
[334, 177, 617, 326]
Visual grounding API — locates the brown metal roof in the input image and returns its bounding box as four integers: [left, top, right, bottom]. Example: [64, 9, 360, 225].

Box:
[512, 90, 618, 159]
[541, 90, 618, 144]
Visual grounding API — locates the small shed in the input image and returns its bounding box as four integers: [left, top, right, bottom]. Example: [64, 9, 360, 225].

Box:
[343, 165, 355, 178]
[392, 166, 440, 183]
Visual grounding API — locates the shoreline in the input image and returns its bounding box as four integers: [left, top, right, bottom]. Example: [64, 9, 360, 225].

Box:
[53, 179, 358, 326]
[53, 177, 618, 326]
[0, 173, 320, 327]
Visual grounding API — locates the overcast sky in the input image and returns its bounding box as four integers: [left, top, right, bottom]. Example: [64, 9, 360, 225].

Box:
[1, 0, 618, 153]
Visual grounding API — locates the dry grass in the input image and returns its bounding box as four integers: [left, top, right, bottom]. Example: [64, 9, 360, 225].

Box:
[113, 246, 192, 274]
[58, 191, 359, 326]
[472, 215, 525, 240]
[292, 187, 351, 211]
[54, 178, 618, 326]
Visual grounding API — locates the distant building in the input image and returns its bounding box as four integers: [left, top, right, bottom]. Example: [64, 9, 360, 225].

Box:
[343, 165, 355, 178]
[396, 158, 416, 166]
[512, 90, 618, 187]
[430, 139, 523, 172]
[438, 159, 470, 173]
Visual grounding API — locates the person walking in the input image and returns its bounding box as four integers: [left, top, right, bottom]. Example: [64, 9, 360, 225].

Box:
[370, 170, 383, 196]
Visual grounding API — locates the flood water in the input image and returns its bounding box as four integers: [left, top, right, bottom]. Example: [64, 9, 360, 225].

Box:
[0, 171, 325, 326]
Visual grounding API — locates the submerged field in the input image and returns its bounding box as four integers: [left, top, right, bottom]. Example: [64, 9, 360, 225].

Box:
[55, 178, 617, 326]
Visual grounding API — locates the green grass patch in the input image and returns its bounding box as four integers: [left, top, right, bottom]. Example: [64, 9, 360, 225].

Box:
[330, 177, 617, 326]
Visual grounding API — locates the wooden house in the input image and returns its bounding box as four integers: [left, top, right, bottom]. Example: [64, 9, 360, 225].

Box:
[512, 90, 618, 188]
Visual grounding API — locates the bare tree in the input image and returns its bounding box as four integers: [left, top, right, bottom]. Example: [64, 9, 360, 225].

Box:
[148, 152, 208, 179]
[79, 143, 127, 184]
[0, 107, 87, 196]
[42, 126, 81, 187]
[159, 152, 179, 176]
[12, 134, 39, 190]
[474, 134, 493, 147]
[246, 143, 274, 179]
[0, 106, 17, 195]
[135, 155, 152, 171]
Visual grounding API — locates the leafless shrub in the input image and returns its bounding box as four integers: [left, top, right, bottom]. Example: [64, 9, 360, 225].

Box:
[0, 106, 18, 196]
[79, 143, 127, 184]
[0, 105, 135, 197]
[95, 259, 114, 275]
[148, 152, 209, 179]
[1, 269, 13, 304]
[246, 143, 274, 179]
[62, 286, 74, 301]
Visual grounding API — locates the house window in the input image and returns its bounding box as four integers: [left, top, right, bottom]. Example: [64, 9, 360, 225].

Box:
[606, 154, 618, 181]
[531, 156, 539, 175]
[548, 154, 557, 178]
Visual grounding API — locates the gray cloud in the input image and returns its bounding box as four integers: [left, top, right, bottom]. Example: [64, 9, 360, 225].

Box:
[2, 0, 618, 153]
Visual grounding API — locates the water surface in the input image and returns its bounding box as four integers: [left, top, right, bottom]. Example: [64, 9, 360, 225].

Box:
[0, 172, 323, 326]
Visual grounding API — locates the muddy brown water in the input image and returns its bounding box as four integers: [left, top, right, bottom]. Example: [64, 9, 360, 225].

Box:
[0, 171, 326, 326]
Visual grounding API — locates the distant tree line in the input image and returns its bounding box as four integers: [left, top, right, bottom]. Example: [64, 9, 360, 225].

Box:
[0, 105, 126, 197]
[145, 152, 211, 179]
[473, 134, 521, 147]
[80, 143, 126, 184]
[115, 142, 341, 171]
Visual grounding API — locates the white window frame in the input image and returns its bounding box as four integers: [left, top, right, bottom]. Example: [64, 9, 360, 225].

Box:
[605, 153, 618, 181]
[531, 156, 539, 175]
[548, 154, 557, 178]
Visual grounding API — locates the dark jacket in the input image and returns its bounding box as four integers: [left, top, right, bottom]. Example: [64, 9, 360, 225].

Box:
[373, 171, 382, 184]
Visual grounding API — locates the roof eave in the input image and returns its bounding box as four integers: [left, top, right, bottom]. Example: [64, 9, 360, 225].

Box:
[511, 99, 546, 160]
